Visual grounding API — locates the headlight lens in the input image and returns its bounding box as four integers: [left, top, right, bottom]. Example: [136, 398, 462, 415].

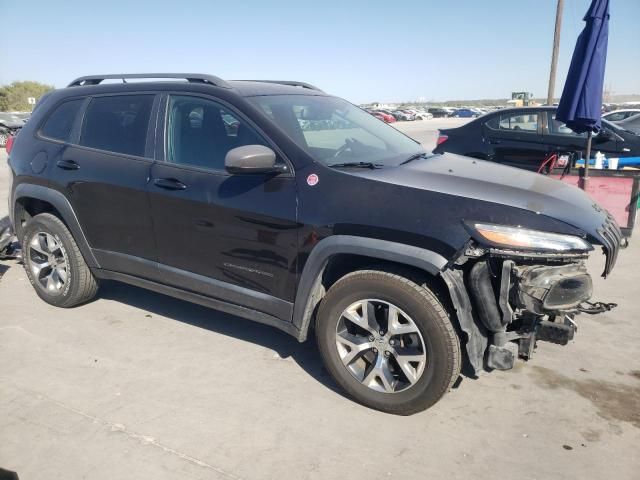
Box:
[472, 223, 592, 252]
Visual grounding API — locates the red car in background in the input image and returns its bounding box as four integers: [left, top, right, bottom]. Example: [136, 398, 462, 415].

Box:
[365, 109, 396, 123]
[374, 110, 396, 123]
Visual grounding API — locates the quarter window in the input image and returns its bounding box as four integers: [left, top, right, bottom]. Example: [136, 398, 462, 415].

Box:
[166, 95, 268, 171]
[499, 113, 539, 132]
[80, 95, 154, 157]
[40, 99, 83, 142]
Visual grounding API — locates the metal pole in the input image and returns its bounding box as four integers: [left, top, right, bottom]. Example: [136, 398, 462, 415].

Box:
[547, 0, 564, 105]
[580, 131, 592, 191]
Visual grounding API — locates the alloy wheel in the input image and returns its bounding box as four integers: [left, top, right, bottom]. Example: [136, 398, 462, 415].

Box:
[27, 232, 69, 293]
[335, 299, 427, 393]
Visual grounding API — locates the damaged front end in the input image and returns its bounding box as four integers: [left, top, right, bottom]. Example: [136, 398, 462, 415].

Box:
[441, 219, 622, 374]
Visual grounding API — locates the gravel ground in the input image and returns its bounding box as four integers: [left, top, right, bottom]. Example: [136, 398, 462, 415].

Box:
[1, 127, 639, 480]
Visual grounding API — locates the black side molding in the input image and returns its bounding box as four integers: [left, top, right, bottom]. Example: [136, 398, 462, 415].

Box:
[95, 269, 299, 338]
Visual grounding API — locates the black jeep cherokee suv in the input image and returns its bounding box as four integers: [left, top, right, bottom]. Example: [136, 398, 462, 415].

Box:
[4, 74, 623, 415]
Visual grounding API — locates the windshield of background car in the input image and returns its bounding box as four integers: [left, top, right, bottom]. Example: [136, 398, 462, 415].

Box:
[249, 95, 422, 166]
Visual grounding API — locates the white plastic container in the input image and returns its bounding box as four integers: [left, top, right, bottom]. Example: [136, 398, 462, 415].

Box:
[594, 151, 605, 169]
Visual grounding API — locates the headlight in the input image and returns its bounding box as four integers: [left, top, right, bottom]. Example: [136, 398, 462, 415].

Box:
[471, 223, 592, 252]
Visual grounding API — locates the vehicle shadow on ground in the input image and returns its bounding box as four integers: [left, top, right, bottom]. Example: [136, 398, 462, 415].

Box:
[98, 280, 346, 397]
[0, 263, 10, 281]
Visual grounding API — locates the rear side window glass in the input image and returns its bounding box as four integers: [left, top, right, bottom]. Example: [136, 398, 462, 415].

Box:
[499, 113, 539, 132]
[40, 99, 83, 142]
[80, 95, 154, 157]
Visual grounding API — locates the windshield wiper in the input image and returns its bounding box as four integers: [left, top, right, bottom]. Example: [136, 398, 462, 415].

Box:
[327, 161, 384, 169]
[400, 152, 428, 165]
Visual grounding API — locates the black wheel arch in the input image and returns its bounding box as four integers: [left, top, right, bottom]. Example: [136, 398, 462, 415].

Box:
[12, 183, 99, 268]
[293, 236, 448, 339]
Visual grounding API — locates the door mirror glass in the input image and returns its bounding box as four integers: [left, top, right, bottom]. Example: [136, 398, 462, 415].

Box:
[225, 145, 284, 174]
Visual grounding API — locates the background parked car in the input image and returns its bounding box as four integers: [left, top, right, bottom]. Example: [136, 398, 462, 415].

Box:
[0, 113, 25, 147]
[391, 110, 413, 121]
[413, 110, 433, 120]
[428, 107, 451, 118]
[372, 110, 396, 123]
[603, 109, 640, 122]
[433, 106, 640, 171]
[618, 113, 640, 135]
[451, 108, 480, 118]
[365, 109, 391, 122]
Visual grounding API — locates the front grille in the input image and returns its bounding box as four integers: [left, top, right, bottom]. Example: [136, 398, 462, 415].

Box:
[597, 212, 622, 277]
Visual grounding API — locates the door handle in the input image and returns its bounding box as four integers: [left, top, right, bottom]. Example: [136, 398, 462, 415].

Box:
[56, 159, 80, 170]
[154, 178, 187, 190]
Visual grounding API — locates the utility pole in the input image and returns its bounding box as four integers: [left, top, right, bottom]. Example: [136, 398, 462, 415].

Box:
[547, 0, 564, 105]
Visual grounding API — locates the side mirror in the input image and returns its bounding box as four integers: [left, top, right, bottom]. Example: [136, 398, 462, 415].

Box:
[225, 145, 286, 175]
[595, 129, 614, 143]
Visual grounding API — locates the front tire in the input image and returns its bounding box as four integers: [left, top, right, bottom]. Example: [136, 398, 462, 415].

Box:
[316, 270, 461, 415]
[22, 213, 98, 307]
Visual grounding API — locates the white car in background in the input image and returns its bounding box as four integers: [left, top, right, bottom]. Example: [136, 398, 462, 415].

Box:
[405, 109, 433, 120]
[603, 109, 640, 122]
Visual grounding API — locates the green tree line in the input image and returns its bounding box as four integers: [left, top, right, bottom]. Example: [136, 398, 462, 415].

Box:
[0, 81, 54, 111]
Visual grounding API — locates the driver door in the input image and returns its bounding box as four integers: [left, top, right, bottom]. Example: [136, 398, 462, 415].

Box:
[148, 94, 300, 310]
[543, 111, 619, 159]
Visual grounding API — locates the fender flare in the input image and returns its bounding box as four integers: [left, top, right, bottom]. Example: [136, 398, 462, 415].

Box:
[12, 183, 99, 268]
[292, 235, 448, 341]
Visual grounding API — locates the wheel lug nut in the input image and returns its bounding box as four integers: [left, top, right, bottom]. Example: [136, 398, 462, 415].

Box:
[379, 331, 384, 336]
[389, 339, 395, 346]
[368, 335, 375, 342]
[373, 347, 378, 353]
[384, 350, 390, 357]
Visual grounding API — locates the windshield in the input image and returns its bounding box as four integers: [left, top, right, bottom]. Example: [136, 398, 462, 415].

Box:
[249, 95, 423, 166]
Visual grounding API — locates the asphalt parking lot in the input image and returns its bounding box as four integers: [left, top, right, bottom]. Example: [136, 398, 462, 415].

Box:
[1, 123, 639, 479]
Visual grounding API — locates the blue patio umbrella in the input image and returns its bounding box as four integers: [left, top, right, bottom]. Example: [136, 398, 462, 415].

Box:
[555, 0, 609, 188]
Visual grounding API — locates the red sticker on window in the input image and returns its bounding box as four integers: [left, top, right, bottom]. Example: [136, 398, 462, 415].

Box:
[306, 174, 319, 186]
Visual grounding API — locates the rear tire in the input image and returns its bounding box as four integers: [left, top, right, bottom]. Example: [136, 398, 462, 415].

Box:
[316, 270, 461, 415]
[22, 213, 98, 307]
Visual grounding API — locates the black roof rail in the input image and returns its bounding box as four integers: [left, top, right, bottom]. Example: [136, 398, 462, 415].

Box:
[67, 73, 232, 88]
[233, 80, 324, 92]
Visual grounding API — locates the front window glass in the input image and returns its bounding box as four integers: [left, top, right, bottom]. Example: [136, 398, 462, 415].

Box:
[549, 113, 587, 137]
[249, 95, 421, 166]
[166, 95, 268, 171]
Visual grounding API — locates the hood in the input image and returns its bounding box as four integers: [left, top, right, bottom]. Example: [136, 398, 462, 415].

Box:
[358, 153, 611, 241]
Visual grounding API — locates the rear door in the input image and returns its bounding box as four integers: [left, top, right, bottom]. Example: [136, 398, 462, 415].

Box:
[147, 93, 299, 311]
[48, 93, 159, 276]
[483, 110, 547, 170]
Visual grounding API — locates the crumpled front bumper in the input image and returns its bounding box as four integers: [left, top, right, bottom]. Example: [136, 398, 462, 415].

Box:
[441, 231, 621, 374]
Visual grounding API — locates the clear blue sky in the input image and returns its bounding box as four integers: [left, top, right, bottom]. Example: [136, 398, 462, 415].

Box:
[1, 0, 638, 103]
